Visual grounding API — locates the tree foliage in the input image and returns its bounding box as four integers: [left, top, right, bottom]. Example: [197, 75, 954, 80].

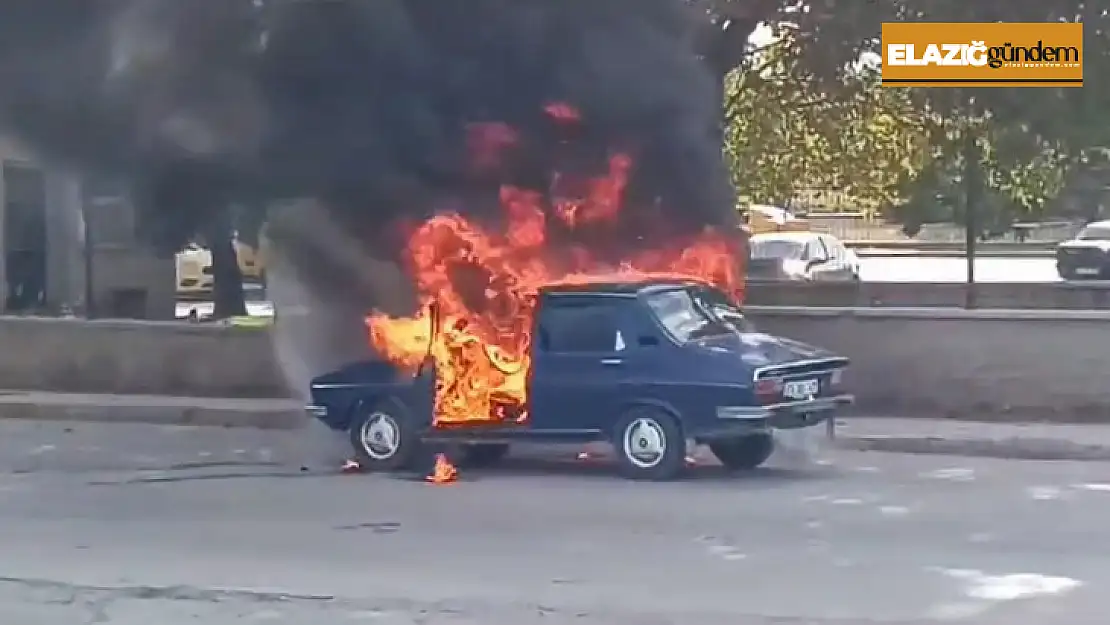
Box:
[710, 0, 1103, 226]
[723, 39, 928, 212]
[701, 0, 1109, 158]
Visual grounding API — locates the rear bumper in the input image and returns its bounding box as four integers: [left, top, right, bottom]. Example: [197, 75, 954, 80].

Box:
[762, 394, 854, 427]
[1056, 252, 1110, 276]
[717, 394, 853, 420]
[696, 394, 853, 440]
[305, 404, 328, 418]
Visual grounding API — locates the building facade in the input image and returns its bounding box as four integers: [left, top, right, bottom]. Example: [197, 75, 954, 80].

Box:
[0, 135, 175, 319]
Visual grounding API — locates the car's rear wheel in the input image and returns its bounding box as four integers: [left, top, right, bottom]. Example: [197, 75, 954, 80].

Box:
[348, 397, 421, 471]
[612, 407, 686, 481]
[456, 443, 510, 468]
[709, 434, 775, 470]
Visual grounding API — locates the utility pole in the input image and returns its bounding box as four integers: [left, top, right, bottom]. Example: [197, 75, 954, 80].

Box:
[963, 124, 980, 309]
[81, 196, 95, 319]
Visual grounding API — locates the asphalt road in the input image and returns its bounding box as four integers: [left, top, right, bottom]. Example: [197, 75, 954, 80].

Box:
[0, 420, 1107, 624]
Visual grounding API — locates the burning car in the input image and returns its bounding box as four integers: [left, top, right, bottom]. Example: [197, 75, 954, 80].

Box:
[307, 278, 851, 481]
[301, 101, 850, 481]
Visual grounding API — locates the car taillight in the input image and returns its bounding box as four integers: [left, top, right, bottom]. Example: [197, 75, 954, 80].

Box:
[755, 377, 782, 402]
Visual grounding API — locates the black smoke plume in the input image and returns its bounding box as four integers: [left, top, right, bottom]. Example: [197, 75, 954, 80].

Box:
[0, 0, 736, 246]
[0, 0, 740, 389]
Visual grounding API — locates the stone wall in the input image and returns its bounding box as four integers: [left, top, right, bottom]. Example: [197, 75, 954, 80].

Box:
[1, 303, 1107, 421]
[748, 307, 1110, 421]
[0, 316, 285, 397]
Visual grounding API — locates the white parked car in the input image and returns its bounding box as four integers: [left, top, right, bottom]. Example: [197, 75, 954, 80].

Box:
[747, 232, 860, 282]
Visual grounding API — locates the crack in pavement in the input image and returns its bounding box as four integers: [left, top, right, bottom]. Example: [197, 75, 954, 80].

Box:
[0, 575, 954, 624]
[1, 461, 289, 477]
[84, 468, 320, 486]
[0, 575, 333, 625]
[0, 575, 336, 603]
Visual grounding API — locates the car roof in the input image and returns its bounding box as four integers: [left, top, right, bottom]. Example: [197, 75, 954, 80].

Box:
[1081, 220, 1110, 229]
[539, 278, 704, 297]
[749, 231, 819, 244]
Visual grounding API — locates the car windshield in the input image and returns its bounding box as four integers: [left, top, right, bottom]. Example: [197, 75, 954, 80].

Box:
[643, 286, 747, 344]
[1077, 226, 1110, 240]
[750, 239, 804, 259]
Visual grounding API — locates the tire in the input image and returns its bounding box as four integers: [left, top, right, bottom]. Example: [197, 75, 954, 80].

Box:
[348, 397, 421, 471]
[709, 434, 775, 471]
[456, 443, 510, 468]
[612, 406, 686, 481]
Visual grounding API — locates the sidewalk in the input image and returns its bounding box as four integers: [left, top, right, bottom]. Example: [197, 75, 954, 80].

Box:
[835, 417, 1110, 461]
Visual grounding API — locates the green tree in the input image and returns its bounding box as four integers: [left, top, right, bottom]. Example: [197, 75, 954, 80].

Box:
[889, 115, 1069, 236]
[789, 1, 1107, 160]
[697, 1, 1108, 160]
[723, 37, 929, 213]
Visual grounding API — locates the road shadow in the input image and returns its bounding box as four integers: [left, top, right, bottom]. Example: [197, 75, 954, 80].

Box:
[386, 447, 840, 485]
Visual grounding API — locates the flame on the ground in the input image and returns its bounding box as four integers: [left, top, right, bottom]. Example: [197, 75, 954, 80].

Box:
[340, 459, 362, 473]
[426, 453, 459, 484]
[367, 103, 743, 428]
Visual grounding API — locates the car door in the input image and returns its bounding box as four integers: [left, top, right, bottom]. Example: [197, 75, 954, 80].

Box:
[527, 297, 631, 433]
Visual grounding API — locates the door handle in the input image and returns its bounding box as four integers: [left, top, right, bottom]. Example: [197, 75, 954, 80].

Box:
[600, 358, 623, 366]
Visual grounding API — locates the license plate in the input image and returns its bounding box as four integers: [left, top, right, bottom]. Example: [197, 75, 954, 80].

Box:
[1076, 267, 1100, 276]
[782, 379, 819, 399]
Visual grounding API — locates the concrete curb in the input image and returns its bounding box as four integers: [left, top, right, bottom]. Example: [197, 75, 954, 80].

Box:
[0, 393, 305, 430]
[837, 435, 1110, 462]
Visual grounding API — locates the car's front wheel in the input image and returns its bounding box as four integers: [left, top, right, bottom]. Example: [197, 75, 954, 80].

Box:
[612, 407, 686, 481]
[348, 397, 421, 472]
[709, 434, 775, 470]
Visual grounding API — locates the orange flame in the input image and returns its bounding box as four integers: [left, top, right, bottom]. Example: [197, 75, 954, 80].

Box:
[426, 453, 459, 484]
[367, 103, 744, 428]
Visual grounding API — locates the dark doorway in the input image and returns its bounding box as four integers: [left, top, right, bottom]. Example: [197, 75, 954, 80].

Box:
[3, 163, 46, 313]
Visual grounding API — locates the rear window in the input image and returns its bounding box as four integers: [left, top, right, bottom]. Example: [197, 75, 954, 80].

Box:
[750, 239, 804, 259]
[1077, 226, 1110, 240]
[644, 287, 737, 344]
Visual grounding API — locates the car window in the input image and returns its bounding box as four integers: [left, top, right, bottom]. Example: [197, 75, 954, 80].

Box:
[801, 240, 825, 262]
[750, 239, 804, 260]
[812, 238, 830, 261]
[1077, 226, 1110, 240]
[644, 288, 732, 343]
[820, 236, 841, 260]
[539, 300, 623, 353]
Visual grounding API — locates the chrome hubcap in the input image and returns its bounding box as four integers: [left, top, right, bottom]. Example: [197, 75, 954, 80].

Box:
[622, 417, 667, 469]
[359, 412, 400, 460]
